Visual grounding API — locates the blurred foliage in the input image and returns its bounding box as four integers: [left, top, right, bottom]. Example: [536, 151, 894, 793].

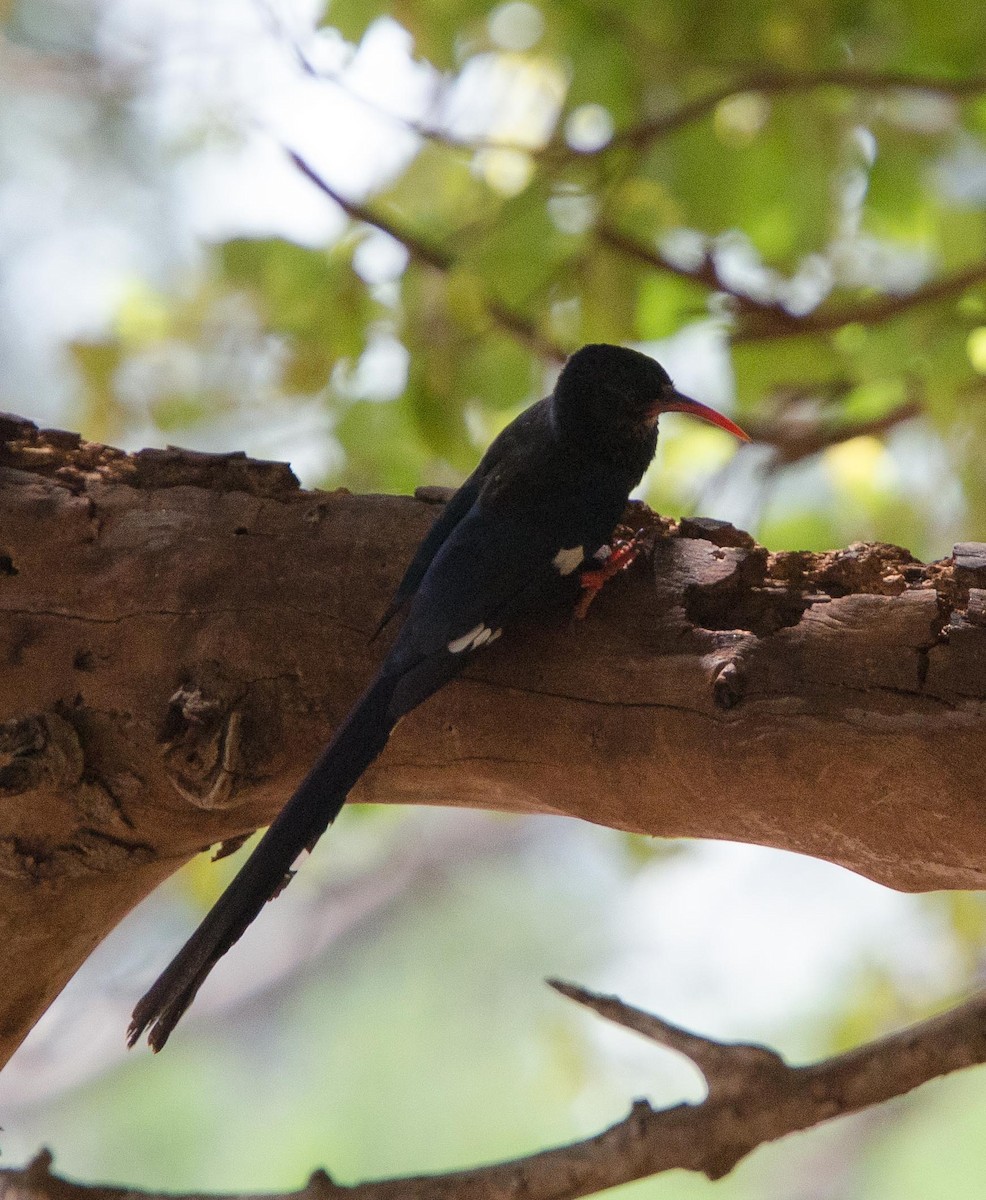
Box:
[31, 0, 986, 559]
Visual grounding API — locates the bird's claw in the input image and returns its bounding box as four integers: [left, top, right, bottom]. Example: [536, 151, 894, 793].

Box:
[574, 532, 644, 619]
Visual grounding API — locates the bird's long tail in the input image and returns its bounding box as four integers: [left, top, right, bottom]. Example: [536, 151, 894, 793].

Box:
[128, 670, 400, 1052]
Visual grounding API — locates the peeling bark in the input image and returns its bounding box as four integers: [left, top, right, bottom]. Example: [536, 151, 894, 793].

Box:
[1, 413, 986, 1065]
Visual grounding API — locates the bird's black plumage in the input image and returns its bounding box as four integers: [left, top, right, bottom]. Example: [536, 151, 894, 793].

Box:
[128, 343, 747, 1051]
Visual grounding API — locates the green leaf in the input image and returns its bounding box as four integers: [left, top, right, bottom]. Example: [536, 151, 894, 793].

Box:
[608, 177, 684, 245]
[470, 183, 580, 308]
[863, 124, 943, 247]
[69, 341, 124, 442]
[562, 17, 643, 126]
[757, 505, 845, 554]
[332, 398, 437, 493]
[577, 249, 640, 344]
[150, 393, 212, 433]
[731, 333, 846, 411]
[402, 357, 473, 464]
[458, 336, 538, 411]
[319, 0, 389, 44]
[665, 92, 841, 265]
[220, 237, 376, 390]
[840, 377, 909, 424]
[635, 271, 710, 340]
[373, 142, 490, 245]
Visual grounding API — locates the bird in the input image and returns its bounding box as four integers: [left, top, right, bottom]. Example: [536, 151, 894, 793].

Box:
[128, 342, 750, 1051]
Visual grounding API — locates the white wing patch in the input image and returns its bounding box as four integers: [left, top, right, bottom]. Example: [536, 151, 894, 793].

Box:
[552, 545, 585, 576]
[448, 623, 502, 654]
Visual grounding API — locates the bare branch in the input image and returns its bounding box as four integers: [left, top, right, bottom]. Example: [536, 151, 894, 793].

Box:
[277, 37, 986, 163]
[286, 149, 566, 362]
[610, 68, 986, 153]
[733, 258, 986, 342]
[5, 986, 986, 1199]
[747, 399, 924, 466]
[548, 980, 786, 1101]
[598, 222, 986, 347]
[597, 224, 720, 287]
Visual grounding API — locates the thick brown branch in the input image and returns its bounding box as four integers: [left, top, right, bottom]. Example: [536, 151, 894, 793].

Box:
[4, 983, 986, 1199]
[3, 415, 986, 1068]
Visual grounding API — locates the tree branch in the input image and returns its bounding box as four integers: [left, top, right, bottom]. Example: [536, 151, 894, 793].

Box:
[733, 258, 986, 342]
[3, 414, 986, 1067]
[598, 222, 986, 344]
[282, 43, 986, 162]
[609, 68, 986, 153]
[4, 982, 986, 1199]
[286, 149, 566, 362]
[745, 398, 925, 466]
[292, 133, 986, 359]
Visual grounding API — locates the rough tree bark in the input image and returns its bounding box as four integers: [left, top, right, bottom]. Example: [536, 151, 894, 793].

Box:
[2, 413, 986, 1071]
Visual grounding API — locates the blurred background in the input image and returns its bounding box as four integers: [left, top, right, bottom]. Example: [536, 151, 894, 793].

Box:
[2, 0, 986, 1195]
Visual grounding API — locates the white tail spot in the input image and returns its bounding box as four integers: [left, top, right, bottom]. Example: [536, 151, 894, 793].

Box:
[448, 623, 487, 654]
[448, 623, 502, 654]
[553, 546, 585, 576]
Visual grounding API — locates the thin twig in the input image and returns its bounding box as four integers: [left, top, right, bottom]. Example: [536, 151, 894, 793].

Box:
[258, 11, 986, 165]
[598, 221, 986, 342]
[611, 68, 986, 152]
[286, 149, 566, 362]
[548, 980, 786, 1100]
[734, 258, 986, 341]
[748, 399, 924, 465]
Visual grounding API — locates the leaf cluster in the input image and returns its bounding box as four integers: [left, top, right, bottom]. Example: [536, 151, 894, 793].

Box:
[69, 0, 986, 555]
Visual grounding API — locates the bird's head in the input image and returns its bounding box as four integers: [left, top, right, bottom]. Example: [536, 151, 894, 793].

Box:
[552, 344, 750, 450]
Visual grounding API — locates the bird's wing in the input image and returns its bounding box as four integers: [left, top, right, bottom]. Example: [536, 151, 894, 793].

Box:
[386, 462, 627, 690]
[373, 398, 554, 640]
[371, 470, 484, 639]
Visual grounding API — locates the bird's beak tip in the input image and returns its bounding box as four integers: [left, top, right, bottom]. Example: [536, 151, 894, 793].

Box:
[655, 390, 751, 444]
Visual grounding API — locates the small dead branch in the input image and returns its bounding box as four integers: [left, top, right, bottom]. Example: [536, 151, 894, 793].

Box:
[4, 983, 986, 1200]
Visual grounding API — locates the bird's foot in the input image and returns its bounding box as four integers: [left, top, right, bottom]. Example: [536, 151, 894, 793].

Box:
[574, 532, 643, 619]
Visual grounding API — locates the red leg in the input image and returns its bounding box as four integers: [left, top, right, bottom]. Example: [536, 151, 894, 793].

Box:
[574, 533, 643, 619]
